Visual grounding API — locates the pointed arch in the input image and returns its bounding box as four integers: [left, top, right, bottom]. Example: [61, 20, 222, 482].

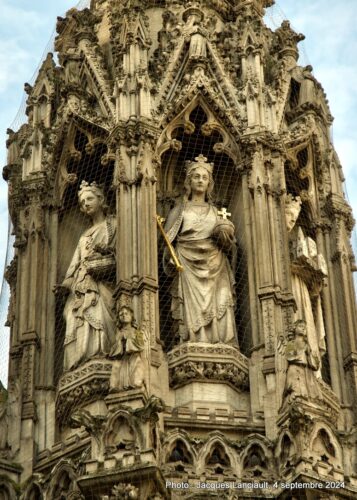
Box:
[242, 443, 268, 478]
[197, 433, 237, 475]
[275, 431, 296, 471]
[157, 95, 241, 165]
[53, 117, 113, 205]
[156, 33, 244, 122]
[104, 408, 144, 451]
[0, 479, 17, 500]
[80, 44, 115, 118]
[166, 439, 194, 473]
[240, 435, 274, 478]
[22, 481, 44, 500]
[310, 424, 342, 467]
[241, 26, 260, 54]
[47, 459, 80, 500]
[163, 429, 196, 463]
[80, 62, 112, 119]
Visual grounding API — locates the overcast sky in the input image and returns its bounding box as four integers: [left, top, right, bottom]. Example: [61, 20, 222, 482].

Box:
[0, 0, 356, 383]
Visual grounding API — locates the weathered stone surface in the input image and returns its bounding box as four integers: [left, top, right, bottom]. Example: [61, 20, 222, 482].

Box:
[1, 0, 357, 498]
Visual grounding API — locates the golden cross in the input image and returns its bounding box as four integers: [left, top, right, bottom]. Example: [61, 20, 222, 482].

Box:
[217, 207, 231, 220]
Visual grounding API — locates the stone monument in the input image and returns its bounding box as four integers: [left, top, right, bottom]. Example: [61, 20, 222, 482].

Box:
[1, 0, 357, 498]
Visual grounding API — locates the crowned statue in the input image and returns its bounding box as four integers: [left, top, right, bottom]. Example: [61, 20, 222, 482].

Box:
[55, 181, 116, 371]
[285, 194, 327, 367]
[163, 155, 237, 345]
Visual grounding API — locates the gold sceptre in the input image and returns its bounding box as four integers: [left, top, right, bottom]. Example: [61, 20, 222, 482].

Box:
[156, 215, 184, 272]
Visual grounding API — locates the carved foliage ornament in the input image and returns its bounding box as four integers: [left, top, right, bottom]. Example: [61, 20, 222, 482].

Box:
[169, 360, 249, 391]
[111, 483, 139, 500]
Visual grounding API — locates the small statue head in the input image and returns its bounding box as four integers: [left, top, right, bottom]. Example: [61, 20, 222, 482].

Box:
[285, 194, 302, 232]
[294, 319, 307, 337]
[184, 154, 214, 201]
[118, 305, 137, 328]
[78, 181, 108, 215]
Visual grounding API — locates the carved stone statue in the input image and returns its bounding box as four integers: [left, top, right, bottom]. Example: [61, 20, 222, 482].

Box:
[283, 320, 321, 400]
[109, 306, 147, 391]
[55, 181, 116, 371]
[163, 155, 237, 344]
[285, 195, 327, 364]
[189, 30, 207, 59]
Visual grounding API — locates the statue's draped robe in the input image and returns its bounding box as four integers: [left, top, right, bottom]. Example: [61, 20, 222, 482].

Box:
[290, 226, 326, 360]
[284, 336, 321, 400]
[63, 216, 116, 370]
[291, 274, 326, 353]
[165, 201, 237, 344]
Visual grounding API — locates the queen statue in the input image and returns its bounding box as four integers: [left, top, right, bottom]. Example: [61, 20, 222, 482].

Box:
[163, 155, 238, 345]
[55, 181, 116, 371]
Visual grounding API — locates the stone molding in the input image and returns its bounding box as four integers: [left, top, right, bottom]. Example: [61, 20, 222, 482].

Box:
[56, 359, 112, 424]
[167, 342, 249, 391]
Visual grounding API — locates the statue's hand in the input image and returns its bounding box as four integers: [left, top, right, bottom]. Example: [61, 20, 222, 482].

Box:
[93, 243, 113, 256]
[168, 257, 177, 271]
[212, 220, 235, 252]
[163, 247, 177, 276]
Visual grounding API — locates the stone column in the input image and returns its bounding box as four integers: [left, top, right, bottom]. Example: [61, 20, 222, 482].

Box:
[326, 196, 357, 418]
[111, 3, 164, 399]
[12, 180, 55, 478]
[241, 142, 295, 439]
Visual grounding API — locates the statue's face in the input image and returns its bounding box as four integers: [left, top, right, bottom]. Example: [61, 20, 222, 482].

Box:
[119, 307, 133, 325]
[285, 206, 300, 232]
[79, 191, 102, 216]
[294, 321, 306, 336]
[190, 166, 210, 195]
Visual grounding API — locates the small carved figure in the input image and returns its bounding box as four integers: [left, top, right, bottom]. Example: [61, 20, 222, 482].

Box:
[109, 306, 147, 391]
[285, 195, 327, 364]
[63, 50, 81, 85]
[55, 181, 116, 371]
[283, 320, 321, 400]
[163, 155, 237, 344]
[189, 30, 207, 59]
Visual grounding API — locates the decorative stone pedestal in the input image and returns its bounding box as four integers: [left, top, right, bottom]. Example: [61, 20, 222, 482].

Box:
[277, 397, 344, 482]
[56, 358, 112, 426]
[168, 342, 249, 412]
[105, 387, 148, 411]
[78, 391, 167, 500]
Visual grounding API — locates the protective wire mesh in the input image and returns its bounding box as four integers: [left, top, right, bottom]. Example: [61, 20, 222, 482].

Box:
[283, 140, 331, 384]
[0, 220, 13, 387]
[157, 105, 251, 354]
[0, 0, 356, 497]
[0, 0, 91, 388]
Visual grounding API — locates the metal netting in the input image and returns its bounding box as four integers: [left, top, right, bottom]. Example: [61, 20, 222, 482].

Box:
[0, 5, 355, 488]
